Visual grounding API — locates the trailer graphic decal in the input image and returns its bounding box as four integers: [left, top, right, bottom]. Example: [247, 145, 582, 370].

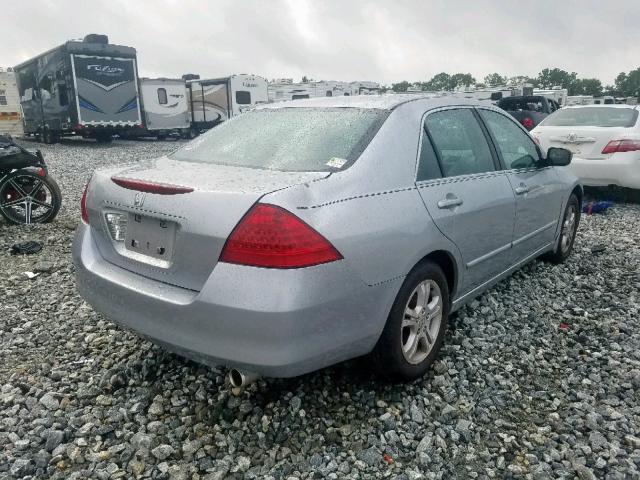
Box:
[116, 97, 138, 114]
[71, 54, 142, 125]
[78, 96, 105, 113]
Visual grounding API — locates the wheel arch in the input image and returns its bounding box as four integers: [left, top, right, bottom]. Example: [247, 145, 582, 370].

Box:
[413, 249, 458, 300]
[571, 184, 583, 208]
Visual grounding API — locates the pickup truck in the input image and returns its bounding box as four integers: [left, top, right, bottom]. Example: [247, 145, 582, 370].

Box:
[497, 95, 560, 130]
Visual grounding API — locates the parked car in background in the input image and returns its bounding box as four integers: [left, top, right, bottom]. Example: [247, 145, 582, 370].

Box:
[73, 96, 581, 384]
[532, 105, 640, 189]
[498, 95, 560, 130]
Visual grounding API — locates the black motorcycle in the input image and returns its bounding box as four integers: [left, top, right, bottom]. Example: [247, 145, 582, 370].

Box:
[0, 135, 61, 224]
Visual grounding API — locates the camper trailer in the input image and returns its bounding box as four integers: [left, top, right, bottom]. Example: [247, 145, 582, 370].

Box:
[0, 69, 23, 137]
[267, 80, 380, 102]
[14, 34, 142, 143]
[134, 78, 190, 139]
[186, 74, 268, 132]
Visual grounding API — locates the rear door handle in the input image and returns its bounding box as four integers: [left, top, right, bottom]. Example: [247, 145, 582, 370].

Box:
[437, 197, 463, 209]
[515, 184, 530, 195]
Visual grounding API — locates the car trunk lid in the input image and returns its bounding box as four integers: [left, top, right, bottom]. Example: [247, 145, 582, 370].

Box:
[538, 125, 633, 160]
[87, 157, 328, 290]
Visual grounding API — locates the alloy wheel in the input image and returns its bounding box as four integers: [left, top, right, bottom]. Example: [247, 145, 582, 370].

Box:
[0, 174, 56, 224]
[401, 279, 443, 365]
[560, 203, 577, 253]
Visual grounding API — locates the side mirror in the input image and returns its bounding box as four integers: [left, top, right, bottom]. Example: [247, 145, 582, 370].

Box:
[547, 147, 572, 166]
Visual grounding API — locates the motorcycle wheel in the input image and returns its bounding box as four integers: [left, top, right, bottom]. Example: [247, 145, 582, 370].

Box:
[0, 170, 62, 224]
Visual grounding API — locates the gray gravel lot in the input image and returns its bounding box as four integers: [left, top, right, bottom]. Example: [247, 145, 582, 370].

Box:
[1, 138, 640, 480]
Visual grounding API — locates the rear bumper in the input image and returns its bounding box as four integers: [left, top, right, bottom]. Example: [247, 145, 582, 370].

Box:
[570, 154, 640, 189]
[72, 224, 401, 377]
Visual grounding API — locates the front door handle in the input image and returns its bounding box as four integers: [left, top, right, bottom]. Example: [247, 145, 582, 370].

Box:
[515, 184, 530, 195]
[437, 197, 463, 209]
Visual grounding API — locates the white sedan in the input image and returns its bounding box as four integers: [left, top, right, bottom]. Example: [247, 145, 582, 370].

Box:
[532, 105, 640, 189]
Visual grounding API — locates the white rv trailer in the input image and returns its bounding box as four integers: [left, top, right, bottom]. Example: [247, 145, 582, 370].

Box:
[0, 69, 24, 137]
[267, 80, 380, 102]
[138, 78, 190, 138]
[566, 95, 594, 106]
[186, 74, 268, 131]
[534, 88, 568, 106]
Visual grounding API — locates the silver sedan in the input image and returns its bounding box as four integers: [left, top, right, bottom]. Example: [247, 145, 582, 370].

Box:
[73, 95, 581, 383]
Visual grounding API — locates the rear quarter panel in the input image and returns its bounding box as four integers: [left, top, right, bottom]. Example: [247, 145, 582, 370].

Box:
[264, 102, 463, 292]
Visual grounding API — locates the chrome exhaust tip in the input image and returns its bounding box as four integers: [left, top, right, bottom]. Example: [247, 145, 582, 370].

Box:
[228, 368, 260, 388]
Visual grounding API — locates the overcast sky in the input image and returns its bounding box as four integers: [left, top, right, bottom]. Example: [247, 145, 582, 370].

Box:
[4, 0, 638, 86]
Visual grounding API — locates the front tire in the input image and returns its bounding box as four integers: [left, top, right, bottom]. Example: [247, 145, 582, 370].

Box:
[372, 261, 450, 382]
[543, 193, 580, 264]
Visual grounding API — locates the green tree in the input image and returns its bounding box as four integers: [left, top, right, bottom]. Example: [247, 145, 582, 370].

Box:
[614, 68, 640, 97]
[301, 76, 309, 83]
[508, 75, 538, 87]
[484, 73, 507, 87]
[424, 72, 451, 91]
[449, 73, 476, 89]
[572, 78, 603, 96]
[391, 81, 410, 93]
[537, 68, 578, 90]
[422, 72, 475, 91]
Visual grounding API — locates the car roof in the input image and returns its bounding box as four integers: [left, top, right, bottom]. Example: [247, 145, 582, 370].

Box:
[256, 94, 485, 111]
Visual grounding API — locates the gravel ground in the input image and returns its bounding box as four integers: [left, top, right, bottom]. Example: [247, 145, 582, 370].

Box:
[1, 138, 640, 480]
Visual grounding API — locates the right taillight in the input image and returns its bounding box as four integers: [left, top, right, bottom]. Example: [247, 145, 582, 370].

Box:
[80, 184, 89, 224]
[220, 203, 343, 269]
[601, 139, 640, 154]
[520, 117, 534, 130]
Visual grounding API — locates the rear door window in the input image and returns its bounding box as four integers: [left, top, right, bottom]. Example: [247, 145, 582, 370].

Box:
[416, 129, 442, 181]
[424, 109, 495, 177]
[479, 109, 540, 169]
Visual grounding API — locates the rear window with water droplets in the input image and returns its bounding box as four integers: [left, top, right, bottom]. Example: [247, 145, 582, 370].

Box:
[170, 108, 389, 172]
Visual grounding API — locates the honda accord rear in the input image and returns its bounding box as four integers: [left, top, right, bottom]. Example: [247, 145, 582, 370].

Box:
[73, 102, 403, 377]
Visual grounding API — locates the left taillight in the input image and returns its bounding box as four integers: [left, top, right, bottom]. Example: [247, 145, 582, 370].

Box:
[80, 184, 89, 224]
[601, 139, 640, 154]
[520, 117, 534, 130]
[220, 203, 343, 269]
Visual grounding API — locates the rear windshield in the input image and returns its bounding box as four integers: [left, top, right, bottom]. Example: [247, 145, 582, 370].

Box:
[170, 108, 389, 171]
[542, 107, 638, 127]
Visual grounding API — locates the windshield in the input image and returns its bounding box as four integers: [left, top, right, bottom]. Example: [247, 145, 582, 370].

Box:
[541, 107, 638, 127]
[170, 108, 389, 172]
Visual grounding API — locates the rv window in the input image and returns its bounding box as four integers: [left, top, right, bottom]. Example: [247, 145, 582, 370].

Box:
[235, 91, 251, 104]
[0, 90, 6, 106]
[292, 94, 309, 100]
[157, 88, 168, 105]
[170, 107, 390, 172]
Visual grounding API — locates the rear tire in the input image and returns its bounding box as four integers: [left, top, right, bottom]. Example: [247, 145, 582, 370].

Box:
[372, 261, 450, 382]
[182, 128, 198, 139]
[543, 193, 580, 264]
[43, 128, 57, 144]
